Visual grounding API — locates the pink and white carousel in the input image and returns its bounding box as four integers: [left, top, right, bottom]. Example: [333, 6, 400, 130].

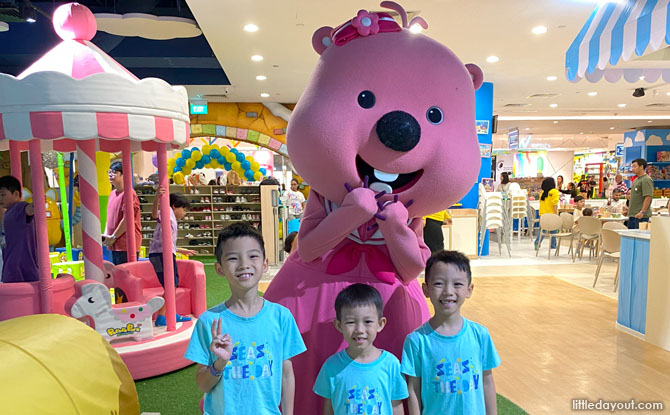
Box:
[0, 2, 204, 378]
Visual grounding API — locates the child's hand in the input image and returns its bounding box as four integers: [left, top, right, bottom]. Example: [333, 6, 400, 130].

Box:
[157, 186, 167, 196]
[210, 318, 233, 362]
[25, 203, 34, 216]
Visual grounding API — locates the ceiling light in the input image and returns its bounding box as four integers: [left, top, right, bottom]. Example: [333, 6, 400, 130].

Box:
[666, 92, 670, 96]
[244, 24, 259, 32]
[256, 75, 267, 81]
[648, 120, 653, 123]
[610, 127, 615, 130]
[251, 55, 263, 62]
[587, 92, 597, 96]
[617, 104, 626, 108]
[525, 128, 530, 131]
[546, 75, 557, 81]
[580, 132, 584, 134]
[260, 93, 270, 98]
[549, 103, 558, 108]
[409, 24, 422, 34]
[553, 121, 559, 124]
[486, 55, 499, 63]
[639, 76, 645, 80]
[532, 25, 547, 35]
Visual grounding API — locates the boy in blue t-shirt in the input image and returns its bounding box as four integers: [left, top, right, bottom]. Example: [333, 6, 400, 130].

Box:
[401, 251, 500, 415]
[313, 284, 408, 415]
[185, 223, 306, 415]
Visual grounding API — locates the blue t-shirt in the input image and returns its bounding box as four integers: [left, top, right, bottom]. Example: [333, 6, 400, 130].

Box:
[184, 300, 306, 415]
[401, 319, 500, 415]
[314, 349, 409, 415]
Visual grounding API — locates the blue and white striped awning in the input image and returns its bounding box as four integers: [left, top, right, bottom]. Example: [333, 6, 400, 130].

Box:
[566, 0, 670, 83]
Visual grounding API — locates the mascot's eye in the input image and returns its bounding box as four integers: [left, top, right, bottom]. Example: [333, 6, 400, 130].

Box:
[426, 106, 443, 125]
[357, 91, 375, 109]
[87, 297, 95, 304]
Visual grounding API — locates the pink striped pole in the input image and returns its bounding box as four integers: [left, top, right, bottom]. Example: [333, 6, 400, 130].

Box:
[28, 140, 52, 313]
[157, 144, 177, 331]
[9, 141, 22, 186]
[76, 140, 105, 282]
[122, 142, 137, 262]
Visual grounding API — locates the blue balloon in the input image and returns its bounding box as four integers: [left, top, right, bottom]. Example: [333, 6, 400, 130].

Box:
[230, 147, 238, 153]
[224, 162, 232, 171]
[241, 160, 251, 170]
[176, 158, 186, 167]
[236, 153, 245, 162]
[259, 168, 267, 175]
[181, 149, 191, 159]
[218, 156, 226, 165]
[201, 155, 211, 165]
[210, 149, 220, 159]
[195, 160, 204, 169]
[173, 166, 181, 173]
[245, 169, 255, 180]
[190, 147, 199, 154]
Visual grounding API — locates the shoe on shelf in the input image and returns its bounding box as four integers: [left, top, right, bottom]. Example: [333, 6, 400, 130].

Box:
[155, 315, 166, 327]
[185, 233, 194, 238]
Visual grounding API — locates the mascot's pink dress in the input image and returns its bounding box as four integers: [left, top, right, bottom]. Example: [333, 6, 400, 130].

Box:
[264, 2, 483, 411]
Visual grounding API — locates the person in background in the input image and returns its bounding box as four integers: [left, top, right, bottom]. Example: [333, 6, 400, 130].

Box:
[283, 231, 298, 255]
[572, 196, 585, 221]
[586, 175, 597, 199]
[422, 209, 451, 254]
[602, 177, 610, 199]
[627, 158, 653, 229]
[149, 186, 197, 326]
[560, 182, 578, 199]
[535, 177, 559, 250]
[0, 176, 38, 283]
[282, 178, 306, 222]
[578, 174, 588, 195]
[495, 172, 510, 194]
[103, 161, 142, 265]
[615, 173, 628, 194]
[582, 207, 593, 217]
[607, 188, 626, 214]
[556, 175, 565, 191]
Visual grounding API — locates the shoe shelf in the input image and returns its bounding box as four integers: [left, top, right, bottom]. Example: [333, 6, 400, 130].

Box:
[136, 184, 265, 256]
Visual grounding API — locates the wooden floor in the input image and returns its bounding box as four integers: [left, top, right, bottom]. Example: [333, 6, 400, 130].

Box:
[463, 276, 670, 414]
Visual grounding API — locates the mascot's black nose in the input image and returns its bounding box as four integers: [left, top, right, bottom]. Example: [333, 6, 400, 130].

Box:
[375, 110, 421, 152]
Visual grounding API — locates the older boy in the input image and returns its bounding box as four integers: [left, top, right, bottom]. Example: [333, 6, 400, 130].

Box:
[0, 176, 38, 283]
[402, 251, 500, 415]
[185, 223, 306, 415]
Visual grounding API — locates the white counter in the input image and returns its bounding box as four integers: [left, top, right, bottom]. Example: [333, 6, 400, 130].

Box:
[614, 229, 651, 240]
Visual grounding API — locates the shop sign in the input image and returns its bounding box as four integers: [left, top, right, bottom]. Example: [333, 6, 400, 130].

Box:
[615, 144, 624, 157]
[190, 103, 208, 114]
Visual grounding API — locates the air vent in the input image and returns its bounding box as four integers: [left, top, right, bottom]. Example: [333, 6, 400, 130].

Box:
[202, 94, 229, 101]
[0, 4, 21, 23]
[503, 103, 530, 108]
[646, 103, 670, 108]
[527, 93, 560, 98]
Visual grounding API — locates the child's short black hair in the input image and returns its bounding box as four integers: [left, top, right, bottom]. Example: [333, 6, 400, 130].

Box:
[109, 161, 123, 174]
[334, 283, 383, 321]
[0, 176, 22, 194]
[169, 193, 190, 209]
[215, 223, 265, 263]
[425, 250, 472, 284]
[574, 195, 584, 203]
[284, 231, 298, 254]
[582, 207, 593, 216]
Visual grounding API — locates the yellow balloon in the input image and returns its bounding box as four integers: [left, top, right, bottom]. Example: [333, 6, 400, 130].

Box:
[225, 153, 236, 163]
[210, 144, 220, 152]
[186, 159, 196, 169]
[232, 161, 241, 171]
[174, 153, 182, 159]
[220, 146, 230, 154]
[202, 144, 211, 154]
[182, 167, 192, 175]
[174, 172, 184, 184]
[253, 172, 262, 181]
[210, 159, 219, 168]
[250, 161, 260, 171]
[191, 151, 202, 161]
[245, 155, 253, 162]
[167, 159, 176, 167]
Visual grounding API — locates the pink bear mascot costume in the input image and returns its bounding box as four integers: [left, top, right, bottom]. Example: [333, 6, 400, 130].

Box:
[264, 2, 482, 411]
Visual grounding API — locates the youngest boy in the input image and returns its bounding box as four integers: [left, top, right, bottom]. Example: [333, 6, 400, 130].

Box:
[314, 283, 408, 415]
[402, 251, 500, 415]
[184, 223, 306, 415]
[0, 176, 38, 283]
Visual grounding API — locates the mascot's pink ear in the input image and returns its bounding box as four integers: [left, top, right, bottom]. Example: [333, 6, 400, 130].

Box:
[465, 63, 484, 90]
[312, 26, 334, 55]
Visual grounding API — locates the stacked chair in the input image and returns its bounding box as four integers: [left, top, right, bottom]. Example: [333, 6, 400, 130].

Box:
[509, 189, 529, 240]
[478, 190, 511, 257]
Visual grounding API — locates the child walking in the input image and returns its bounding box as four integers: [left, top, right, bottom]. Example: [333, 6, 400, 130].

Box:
[402, 251, 500, 415]
[314, 283, 408, 415]
[184, 223, 306, 415]
[149, 186, 197, 326]
[0, 176, 38, 283]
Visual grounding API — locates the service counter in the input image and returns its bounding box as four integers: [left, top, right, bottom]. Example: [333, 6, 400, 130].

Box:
[615, 217, 670, 351]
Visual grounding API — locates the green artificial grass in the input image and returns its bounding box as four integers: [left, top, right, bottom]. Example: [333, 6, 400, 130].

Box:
[134, 259, 527, 415]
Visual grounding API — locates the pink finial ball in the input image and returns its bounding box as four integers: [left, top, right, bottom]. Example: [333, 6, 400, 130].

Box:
[53, 2, 97, 41]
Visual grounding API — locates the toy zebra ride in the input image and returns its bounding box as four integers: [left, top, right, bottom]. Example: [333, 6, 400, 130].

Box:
[68, 280, 164, 342]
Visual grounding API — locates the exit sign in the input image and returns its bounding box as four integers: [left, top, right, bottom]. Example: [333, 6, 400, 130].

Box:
[190, 104, 208, 114]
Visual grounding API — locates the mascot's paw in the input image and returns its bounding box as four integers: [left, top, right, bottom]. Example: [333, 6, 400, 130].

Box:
[376, 196, 413, 226]
[342, 182, 381, 219]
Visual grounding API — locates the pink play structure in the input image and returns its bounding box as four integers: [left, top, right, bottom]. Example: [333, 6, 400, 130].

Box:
[0, 3, 203, 378]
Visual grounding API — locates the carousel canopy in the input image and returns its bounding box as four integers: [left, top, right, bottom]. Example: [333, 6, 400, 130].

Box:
[566, 0, 670, 83]
[0, 3, 189, 152]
